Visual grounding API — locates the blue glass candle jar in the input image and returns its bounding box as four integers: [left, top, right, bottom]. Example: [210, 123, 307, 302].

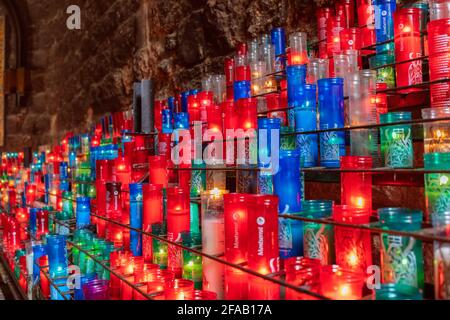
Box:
[234, 81, 251, 101]
[274, 150, 304, 258]
[380, 112, 413, 168]
[378, 208, 424, 291]
[374, 0, 397, 54]
[76, 197, 91, 229]
[424, 153, 450, 220]
[46, 235, 68, 276]
[271, 27, 286, 73]
[318, 78, 346, 168]
[295, 108, 318, 168]
[29, 208, 39, 237]
[302, 200, 334, 265]
[174, 112, 190, 130]
[258, 117, 281, 195]
[168, 96, 177, 114]
[32, 244, 47, 282]
[162, 109, 174, 134]
[287, 65, 307, 127]
[129, 183, 143, 257]
[181, 91, 190, 113]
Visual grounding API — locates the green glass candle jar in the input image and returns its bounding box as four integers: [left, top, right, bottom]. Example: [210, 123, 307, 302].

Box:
[369, 54, 396, 88]
[302, 200, 335, 265]
[191, 161, 206, 197]
[378, 208, 424, 291]
[425, 153, 450, 220]
[374, 283, 423, 300]
[62, 191, 74, 218]
[281, 126, 297, 151]
[152, 223, 168, 270]
[380, 112, 414, 168]
[431, 213, 450, 300]
[182, 232, 203, 290]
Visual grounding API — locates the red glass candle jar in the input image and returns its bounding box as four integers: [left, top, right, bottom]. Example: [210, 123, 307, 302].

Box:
[327, 15, 345, 58]
[223, 101, 237, 130]
[236, 98, 258, 130]
[142, 184, 163, 261]
[428, 18, 450, 108]
[185, 290, 218, 300]
[235, 65, 252, 82]
[178, 162, 191, 191]
[266, 93, 287, 125]
[394, 8, 423, 89]
[120, 274, 135, 300]
[285, 265, 321, 300]
[341, 156, 373, 214]
[225, 58, 234, 86]
[207, 104, 223, 134]
[114, 155, 131, 186]
[247, 195, 279, 275]
[26, 184, 37, 206]
[373, 83, 388, 123]
[336, 0, 355, 28]
[317, 7, 332, 58]
[165, 279, 195, 300]
[333, 205, 372, 274]
[167, 187, 190, 277]
[39, 256, 50, 299]
[149, 156, 169, 188]
[36, 210, 49, 239]
[246, 195, 280, 299]
[320, 265, 365, 300]
[187, 94, 201, 123]
[340, 28, 361, 51]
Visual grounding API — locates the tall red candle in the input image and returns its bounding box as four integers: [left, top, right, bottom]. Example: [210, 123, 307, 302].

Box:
[394, 8, 423, 90]
[142, 184, 163, 262]
[317, 7, 332, 59]
[247, 195, 279, 299]
[266, 93, 287, 125]
[149, 156, 169, 189]
[327, 14, 345, 58]
[96, 160, 113, 237]
[224, 194, 249, 300]
[236, 98, 258, 130]
[166, 187, 190, 277]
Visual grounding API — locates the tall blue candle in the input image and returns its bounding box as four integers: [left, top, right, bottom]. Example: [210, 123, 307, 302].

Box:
[286, 65, 307, 127]
[174, 112, 190, 130]
[29, 208, 39, 237]
[273, 150, 304, 258]
[32, 244, 47, 282]
[168, 96, 177, 114]
[162, 109, 174, 134]
[129, 183, 143, 257]
[295, 108, 318, 168]
[271, 27, 286, 73]
[374, 0, 397, 54]
[76, 197, 91, 229]
[181, 91, 190, 113]
[234, 81, 251, 101]
[258, 118, 281, 195]
[318, 78, 346, 168]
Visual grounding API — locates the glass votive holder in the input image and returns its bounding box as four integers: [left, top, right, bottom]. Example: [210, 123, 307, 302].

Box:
[307, 58, 329, 85]
[185, 290, 218, 300]
[373, 283, 423, 300]
[425, 153, 450, 220]
[319, 265, 365, 300]
[380, 112, 414, 168]
[288, 32, 308, 66]
[333, 205, 372, 274]
[378, 208, 424, 291]
[423, 108, 450, 154]
[165, 279, 195, 300]
[369, 54, 396, 88]
[302, 200, 334, 265]
[431, 212, 450, 300]
[83, 280, 110, 300]
[430, 0, 450, 21]
[285, 265, 321, 300]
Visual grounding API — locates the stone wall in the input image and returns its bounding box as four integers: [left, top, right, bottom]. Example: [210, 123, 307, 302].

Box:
[2, 0, 333, 151]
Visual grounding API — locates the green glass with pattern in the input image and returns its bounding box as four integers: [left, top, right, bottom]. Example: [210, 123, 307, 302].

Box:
[369, 54, 396, 88]
[380, 112, 413, 168]
[152, 223, 168, 270]
[182, 232, 203, 290]
[378, 208, 424, 292]
[191, 160, 206, 197]
[374, 283, 423, 300]
[281, 126, 297, 151]
[302, 200, 335, 265]
[425, 153, 450, 220]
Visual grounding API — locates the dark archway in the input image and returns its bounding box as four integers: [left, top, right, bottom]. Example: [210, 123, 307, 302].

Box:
[0, 0, 27, 68]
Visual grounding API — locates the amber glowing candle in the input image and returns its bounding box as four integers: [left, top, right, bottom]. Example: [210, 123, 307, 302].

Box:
[165, 279, 195, 300]
[320, 265, 365, 300]
[394, 8, 423, 90]
[341, 156, 373, 214]
[247, 195, 279, 300]
[142, 184, 163, 262]
[333, 205, 372, 274]
[167, 187, 190, 277]
[149, 156, 169, 189]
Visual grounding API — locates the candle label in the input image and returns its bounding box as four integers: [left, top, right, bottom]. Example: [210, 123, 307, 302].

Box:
[382, 235, 420, 289]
